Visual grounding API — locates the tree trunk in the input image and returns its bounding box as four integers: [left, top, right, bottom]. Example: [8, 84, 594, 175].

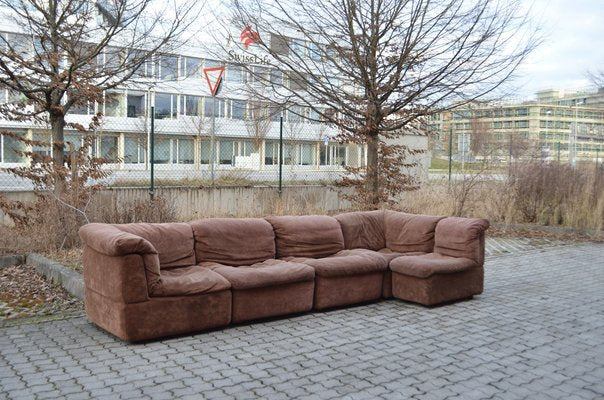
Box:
[365, 133, 380, 208]
[50, 112, 66, 196]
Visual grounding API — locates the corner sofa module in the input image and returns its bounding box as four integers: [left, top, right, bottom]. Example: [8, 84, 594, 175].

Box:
[389, 217, 489, 306]
[79, 223, 232, 342]
[190, 218, 315, 323]
[266, 215, 387, 310]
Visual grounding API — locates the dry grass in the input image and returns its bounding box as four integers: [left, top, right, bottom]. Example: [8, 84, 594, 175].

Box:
[399, 162, 604, 234]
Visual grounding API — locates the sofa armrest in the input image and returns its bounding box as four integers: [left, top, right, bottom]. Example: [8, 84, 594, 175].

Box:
[434, 217, 489, 264]
[79, 223, 161, 295]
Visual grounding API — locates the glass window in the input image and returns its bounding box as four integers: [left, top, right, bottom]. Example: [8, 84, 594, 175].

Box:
[182, 95, 202, 116]
[32, 132, 51, 158]
[2, 132, 26, 163]
[319, 142, 329, 166]
[251, 66, 269, 82]
[270, 34, 289, 55]
[227, 64, 245, 83]
[153, 138, 170, 164]
[308, 42, 321, 61]
[70, 100, 89, 115]
[127, 93, 145, 117]
[204, 97, 225, 118]
[232, 100, 246, 120]
[200, 141, 211, 164]
[100, 136, 118, 162]
[104, 91, 125, 117]
[184, 57, 202, 78]
[300, 143, 315, 165]
[64, 134, 82, 151]
[160, 54, 178, 80]
[264, 140, 277, 165]
[270, 69, 282, 86]
[334, 144, 346, 166]
[205, 59, 222, 68]
[124, 136, 145, 164]
[176, 138, 194, 164]
[288, 72, 307, 91]
[155, 93, 175, 119]
[219, 140, 233, 164]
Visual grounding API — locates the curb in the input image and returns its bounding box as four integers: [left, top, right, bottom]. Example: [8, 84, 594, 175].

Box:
[26, 253, 84, 300]
[0, 254, 25, 269]
[492, 222, 603, 238]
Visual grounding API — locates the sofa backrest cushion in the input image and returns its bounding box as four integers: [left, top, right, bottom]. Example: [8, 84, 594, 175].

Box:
[116, 223, 195, 269]
[334, 210, 385, 251]
[434, 217, 490, 264]
[190, 218, 275, 266]
[384, 211, 445, 253]
[265, 215, 344, 258]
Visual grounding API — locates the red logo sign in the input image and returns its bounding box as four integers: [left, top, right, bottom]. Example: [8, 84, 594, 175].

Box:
[240, 26, 260, 49]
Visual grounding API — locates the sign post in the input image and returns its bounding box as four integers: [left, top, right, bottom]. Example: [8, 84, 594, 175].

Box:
[203, 66, 225, 186]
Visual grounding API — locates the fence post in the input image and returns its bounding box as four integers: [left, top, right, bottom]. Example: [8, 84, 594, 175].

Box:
[557, 141, 561, 163]
[278, 116, 283, 195]
[448, 125, 452, 181]
[150, 106, 155, 201]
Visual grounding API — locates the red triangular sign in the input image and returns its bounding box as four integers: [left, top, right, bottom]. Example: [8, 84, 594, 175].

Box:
[203, 66, 225, 96]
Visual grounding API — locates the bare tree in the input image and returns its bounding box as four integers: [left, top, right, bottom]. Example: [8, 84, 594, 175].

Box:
[226, 0, 539, 206]
[0, 0, 200, 194]
[243, 98, 273, 161]
[588, 70, 604, 88]
[469, 116, 494, 159]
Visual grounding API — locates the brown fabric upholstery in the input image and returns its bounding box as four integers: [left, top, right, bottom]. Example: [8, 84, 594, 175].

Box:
[85, 289, 232, 342]
[334, 210, 385, 251]
[286, 249, 387, 278]
[314, 273, 384, 310]
[375, 249, 426, 298]
[201, 259, 314, 290]
[231, 281, 314, 323]
[152, 266, 231, 297]
[435, 217, 490, 264]
[266, 215, 344, 258]
[80, 224, 161, 294]
[82, 246, 149, 304]
[384, 211, 445, 253]
[116, 222, 195, 269]
[392, 267, 483, 306]
[389, 253, 478, 278]
[190, 218, 275, 266]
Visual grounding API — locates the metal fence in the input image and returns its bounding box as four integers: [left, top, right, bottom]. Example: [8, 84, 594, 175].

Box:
[0, 110, 369, 192]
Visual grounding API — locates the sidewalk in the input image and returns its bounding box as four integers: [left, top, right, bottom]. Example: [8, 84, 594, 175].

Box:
[1, 242, 603, 399]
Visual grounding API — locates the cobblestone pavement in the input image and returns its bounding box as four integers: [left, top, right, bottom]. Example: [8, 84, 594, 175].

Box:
[484, 236, 573, 256]
[1, 243, 603, 400]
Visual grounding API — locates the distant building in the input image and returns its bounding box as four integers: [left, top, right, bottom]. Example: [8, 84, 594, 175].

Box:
[429, 88, 604, 163]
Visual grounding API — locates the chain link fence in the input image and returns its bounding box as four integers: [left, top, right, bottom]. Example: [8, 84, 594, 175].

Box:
[0, 109, 369, 192]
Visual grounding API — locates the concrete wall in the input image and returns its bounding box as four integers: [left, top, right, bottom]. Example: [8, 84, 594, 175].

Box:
[1, 186, 352, 225]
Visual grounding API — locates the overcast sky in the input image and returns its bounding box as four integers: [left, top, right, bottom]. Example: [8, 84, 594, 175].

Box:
[514, 0, 604, 98]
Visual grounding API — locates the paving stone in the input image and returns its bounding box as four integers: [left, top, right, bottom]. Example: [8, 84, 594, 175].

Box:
[1, 242, 603, 400]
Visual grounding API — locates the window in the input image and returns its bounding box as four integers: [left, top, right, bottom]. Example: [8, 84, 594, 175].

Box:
[127, 93, 145, 117]
[172, 138, 194, 164]
[153, 138, 170, 164]
[124, 136, 146, 164]
[160, 54, 178, 80]
[300, 143, 315, 165]
[71, 100, 90, 115]
[250, 66, 269, 83]
[32, 132, 51, 158]
[64, 134, 82, 152]
[200, 141, 212, 164]
[287, 72, 307, 91]
[290, 39, 305, 57]
[227, 64, 245, 83]
[1, 132, 26, 163]
[219, 140, 233, 164]
[100, 136, 119, 162]
[270, 69, 282, 86]
[264, 140, 278, 165]
[182, 56, 202, 78]
[231, 100, 246, 120]
[154, 93, 176, 119]
[204, 97, 226, 118]
[270, 34, 289, 55]
[181, 95, 202, 116]
[308, 42, 321, 61]
[104, 91, 125, 117]
[205, 59, 222, 69]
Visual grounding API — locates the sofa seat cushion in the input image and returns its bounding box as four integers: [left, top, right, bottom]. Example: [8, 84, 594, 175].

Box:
[151, 265, 231, 297]
[201, 260, 315, 290]
[377, 248, 425, 262]
[286, 249, 388, 278]
[389, 253, 478, 279]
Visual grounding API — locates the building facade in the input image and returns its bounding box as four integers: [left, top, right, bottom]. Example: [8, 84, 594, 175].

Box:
[429, 88, 604, 163]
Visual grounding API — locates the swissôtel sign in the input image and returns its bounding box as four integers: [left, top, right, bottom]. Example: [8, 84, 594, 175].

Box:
[227, 25, 270, 65]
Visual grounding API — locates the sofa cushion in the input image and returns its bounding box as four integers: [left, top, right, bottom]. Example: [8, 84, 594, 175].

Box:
[116, 223, 195, 269]
[190, 218, 275, 267]
[434, 217, 490, 264]
[266, 215, 344, 258]
[151, 265, 231, 297]
[202, 259, 314, 290]
[377, 248, 426, 262]
[384, 211, 445, 253]
[389, 253, 478, 278]
[287, 249, 388, 278]
[334, 210, 385, 251]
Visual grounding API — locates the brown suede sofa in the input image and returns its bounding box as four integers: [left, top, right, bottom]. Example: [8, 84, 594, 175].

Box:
[79, 211, 489, 342]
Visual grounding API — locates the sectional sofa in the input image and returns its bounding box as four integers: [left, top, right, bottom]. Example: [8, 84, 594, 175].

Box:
[79, 210, 489, 342]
